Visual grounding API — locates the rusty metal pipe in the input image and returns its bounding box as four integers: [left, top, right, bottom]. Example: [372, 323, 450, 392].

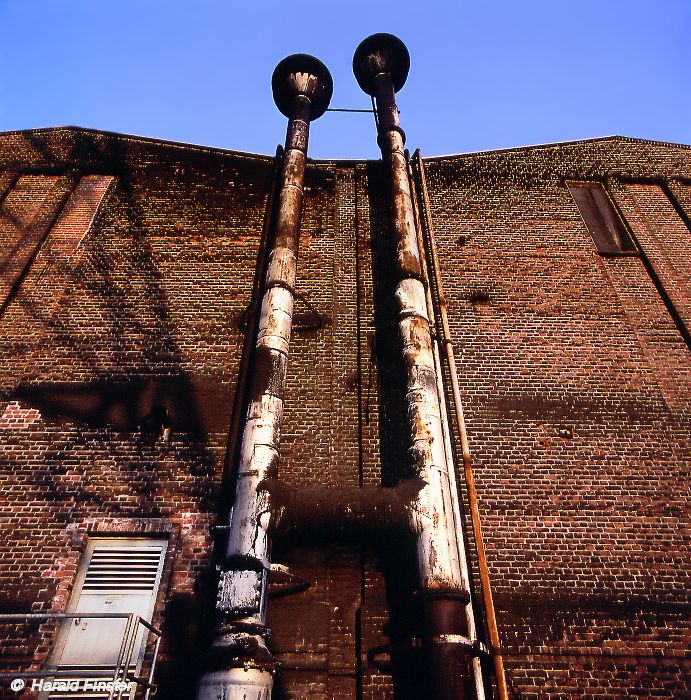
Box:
[414, 151, 509, 700]
[260, 478, 424, 541]
[197, 54, 332, 700]
[354, 33, 474, 699]
[219, 146, 284, 518]
[408, 153, 487, 700]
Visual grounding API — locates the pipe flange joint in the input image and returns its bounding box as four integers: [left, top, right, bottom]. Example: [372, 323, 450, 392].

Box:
[264, 278, 298, 297]
[223, 554, 265, 573]
[226, 658, 281, 675]
[377, 124, 407, 149]
[219, 622, 272, 640]
[205, 652, 279, 676]
[414, 587, 472, 605]
[430, 635, 490, 657]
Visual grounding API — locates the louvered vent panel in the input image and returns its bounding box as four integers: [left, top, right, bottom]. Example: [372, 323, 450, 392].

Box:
[82, 547, 163, 591]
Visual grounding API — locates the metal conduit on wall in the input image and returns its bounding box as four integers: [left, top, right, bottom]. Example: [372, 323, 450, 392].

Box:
[413, 150, 510, 700]
[196, 54, 332, 700]
[197, 35, 502, 700]
[353, 33, 482, 700]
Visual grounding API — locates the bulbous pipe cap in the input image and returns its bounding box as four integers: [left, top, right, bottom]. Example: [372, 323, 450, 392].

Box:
[353, 33, 410, 96]
[272, 54, 333, 120]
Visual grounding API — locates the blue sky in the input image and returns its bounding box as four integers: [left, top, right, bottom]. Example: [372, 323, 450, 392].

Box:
[0, 1, 689, 159]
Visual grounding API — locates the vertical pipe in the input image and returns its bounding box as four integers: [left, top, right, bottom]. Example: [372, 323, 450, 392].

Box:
[197, 54, 332, 700]
[219, 145, 284, 519]
[407, 154, 487, 700]
[414, 152, 510, 700]
[353, 34, 474, 700]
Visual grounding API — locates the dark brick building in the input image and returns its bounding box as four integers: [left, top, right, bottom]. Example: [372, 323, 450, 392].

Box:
[0, 125, 689, 699]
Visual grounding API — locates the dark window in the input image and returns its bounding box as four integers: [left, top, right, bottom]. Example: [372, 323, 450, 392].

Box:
[568, 182, 637, 255]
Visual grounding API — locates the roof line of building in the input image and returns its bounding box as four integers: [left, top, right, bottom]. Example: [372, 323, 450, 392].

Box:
[1, 125, 690, 163]
[419, 134, 691, 162]
[0, 125, 278, 164]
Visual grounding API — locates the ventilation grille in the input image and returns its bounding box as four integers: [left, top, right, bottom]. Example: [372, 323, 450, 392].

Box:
[82, 546, 163, 591]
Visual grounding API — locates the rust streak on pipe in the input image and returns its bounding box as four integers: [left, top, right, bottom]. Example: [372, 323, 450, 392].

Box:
[414, 150, 510, 700]
[219, 145, 284, 519]
[407, 152, 487, 700]
[354, 33, 474, 700]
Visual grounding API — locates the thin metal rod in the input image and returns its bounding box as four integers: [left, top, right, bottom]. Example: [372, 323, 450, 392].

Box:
[414, 150, 510, 700]
[145, 634, 162, 700]
[326, 107, 375, 113]
[0, 613, 155, 622]
[118, 615, 141, 700]
[112, 613, 135, 698]
[0, 671, 143, 679]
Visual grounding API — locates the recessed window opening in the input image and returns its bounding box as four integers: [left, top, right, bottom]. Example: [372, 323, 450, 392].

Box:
[567, 181, 637, 255]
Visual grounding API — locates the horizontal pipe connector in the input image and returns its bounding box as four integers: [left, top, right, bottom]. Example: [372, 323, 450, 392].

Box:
[259, 478, 425, 541]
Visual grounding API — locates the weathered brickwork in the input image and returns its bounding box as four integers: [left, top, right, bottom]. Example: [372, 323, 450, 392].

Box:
[615, 182, 691, 335]
[0, 128, 688, 699]
[0, 128, 272, 697]
[0, 174, 74, 308]
[423, 137, 691, 698]
[667, 181, 691, 226]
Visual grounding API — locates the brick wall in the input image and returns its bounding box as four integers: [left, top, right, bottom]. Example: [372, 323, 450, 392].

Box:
[423, 137, 691, 698]
[0, 174, 73, 308]
[0, 128, 688, 699]
[0, 128, 272, 697]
